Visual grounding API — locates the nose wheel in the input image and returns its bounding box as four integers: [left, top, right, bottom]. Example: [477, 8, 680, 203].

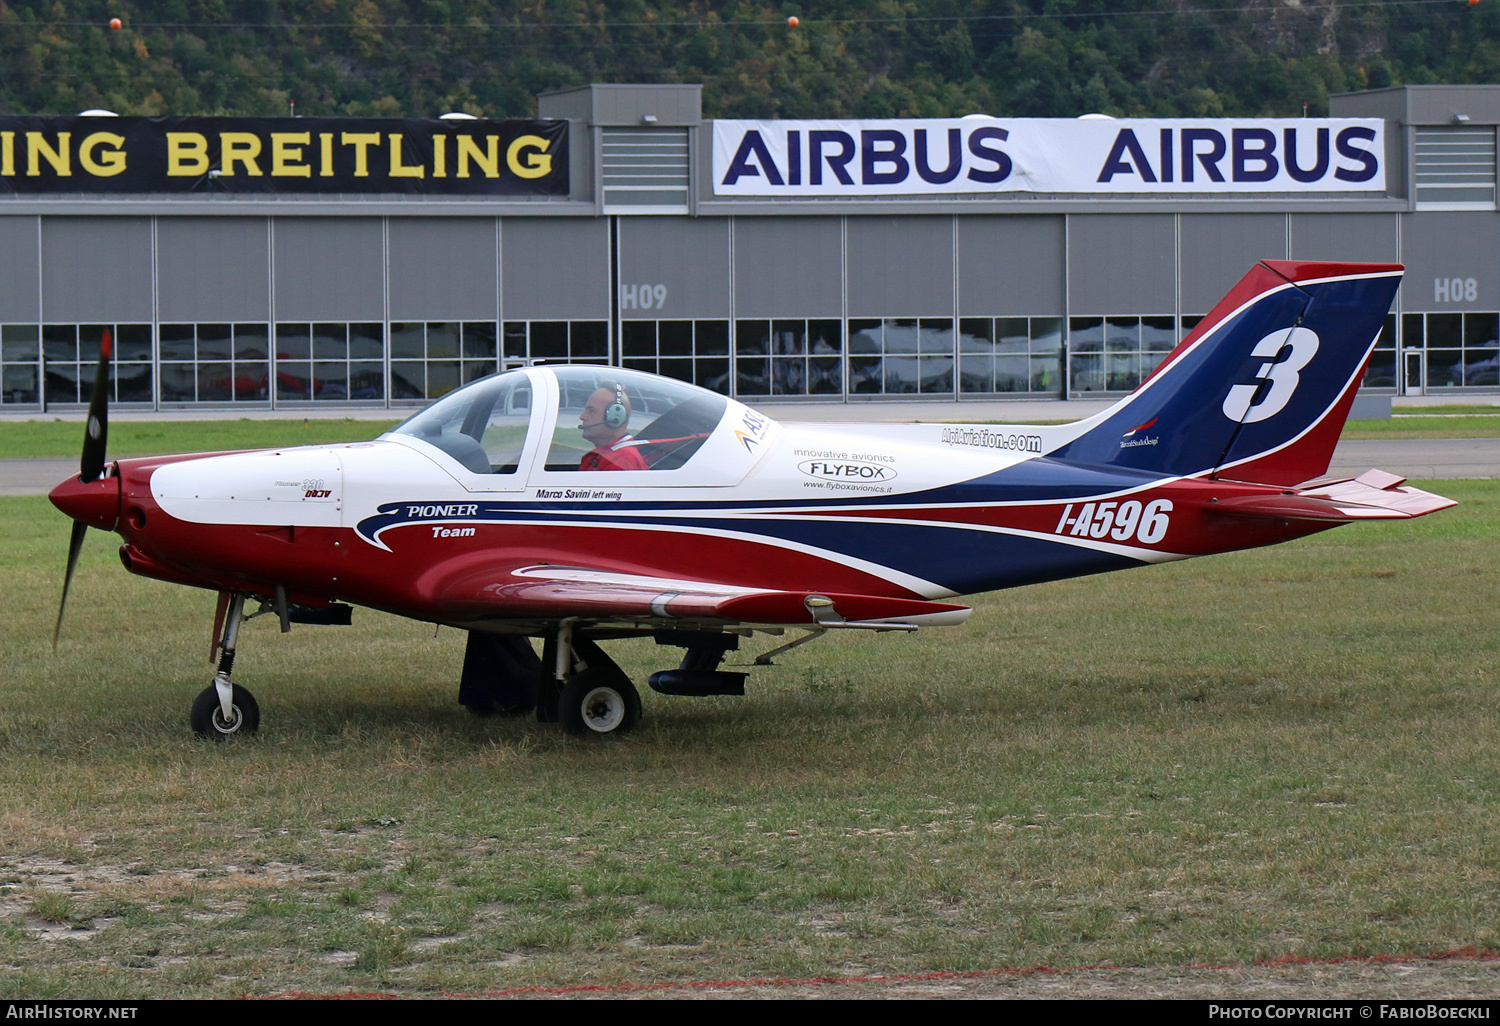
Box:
[192, 593, 261, 741]
[190, 682, 260, 740]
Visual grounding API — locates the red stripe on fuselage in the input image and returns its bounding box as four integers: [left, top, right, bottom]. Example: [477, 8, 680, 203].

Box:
[117, 499, 929, 621]
[368, 522, 926, 614]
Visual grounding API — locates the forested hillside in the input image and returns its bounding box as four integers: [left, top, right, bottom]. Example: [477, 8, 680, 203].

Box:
[0, 1, 1495, 120]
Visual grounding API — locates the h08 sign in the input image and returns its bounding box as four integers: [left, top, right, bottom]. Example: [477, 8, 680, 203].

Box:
[713, 118, 1385, 196]
[0, 116, 569, 195]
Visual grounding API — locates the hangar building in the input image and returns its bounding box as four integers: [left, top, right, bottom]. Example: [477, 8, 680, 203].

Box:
[0, 82, 1496, 413]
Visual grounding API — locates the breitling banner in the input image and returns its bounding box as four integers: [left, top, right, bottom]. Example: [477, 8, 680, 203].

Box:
[713, 118, 1385, 196]
[0, 116, 569, 195]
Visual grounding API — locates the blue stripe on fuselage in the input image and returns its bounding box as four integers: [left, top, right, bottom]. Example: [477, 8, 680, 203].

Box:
[661, 515, 1146, 593]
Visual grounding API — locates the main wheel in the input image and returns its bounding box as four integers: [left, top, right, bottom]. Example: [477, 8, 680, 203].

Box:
[558, 672, 641, 736]
[190, 683, 260, 741]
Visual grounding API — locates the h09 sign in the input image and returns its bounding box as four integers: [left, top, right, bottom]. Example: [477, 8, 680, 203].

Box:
[0, 116, 569, 195]
[713, 118, 1385, 196]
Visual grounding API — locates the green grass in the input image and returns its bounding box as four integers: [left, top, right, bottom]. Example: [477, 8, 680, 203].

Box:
[0, 419, 402, 460]
[1343, 415, 1500, 439]
[1393, 405, 1500, 416]
[0, 481, 1494, 996]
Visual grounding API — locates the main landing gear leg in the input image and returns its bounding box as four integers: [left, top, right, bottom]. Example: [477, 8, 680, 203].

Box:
[190, 593, 261, 741]
[539, 621, 642, 737]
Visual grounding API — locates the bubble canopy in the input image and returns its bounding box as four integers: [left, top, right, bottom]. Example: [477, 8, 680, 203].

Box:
[386, 366, 763, 483]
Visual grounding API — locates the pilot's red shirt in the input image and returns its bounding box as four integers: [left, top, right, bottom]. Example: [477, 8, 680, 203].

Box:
[579, 437, 649, 471]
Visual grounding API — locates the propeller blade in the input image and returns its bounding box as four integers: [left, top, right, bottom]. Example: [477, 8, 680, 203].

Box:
[79, 328, 112, 484]
[55, 329, 112, 650]
[53, 520, 88, 652]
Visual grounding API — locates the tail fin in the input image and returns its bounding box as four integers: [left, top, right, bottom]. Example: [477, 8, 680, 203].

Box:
[1051, 261, 1402, 485]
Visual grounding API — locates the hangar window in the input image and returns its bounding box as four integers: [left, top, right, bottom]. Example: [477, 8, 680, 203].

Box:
[273, 323, 384, 402]
[1068, 316, 1177, 393]
[848, 318, 954, 395]
[42, 324, 152, 405]
[501, 321, 609, 368]
[734, 319, 841, 397]
[392, 321, 499, 400]
[621, 319, 730, 394]
[1, 325, 41, 406]
[1402, 311, 1500, 388]
[958, 318, 1063, 396]
[158, 323, 271, 403]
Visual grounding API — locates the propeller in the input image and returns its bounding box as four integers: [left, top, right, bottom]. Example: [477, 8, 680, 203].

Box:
[52, 329, 112, 651]
[79, 328, 112, 485]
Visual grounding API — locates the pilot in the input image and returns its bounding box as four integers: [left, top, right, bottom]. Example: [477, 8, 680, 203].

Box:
[578, 383, 649, 471]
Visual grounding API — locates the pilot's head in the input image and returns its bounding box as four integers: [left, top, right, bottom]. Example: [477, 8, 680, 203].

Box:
[579, 384, 631, 446]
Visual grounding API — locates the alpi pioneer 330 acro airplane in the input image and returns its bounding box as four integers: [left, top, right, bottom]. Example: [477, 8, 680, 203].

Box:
[50, 260, 1453, 740]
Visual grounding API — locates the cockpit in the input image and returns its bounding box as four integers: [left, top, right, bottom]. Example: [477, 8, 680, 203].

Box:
[385, 365, 774, 488]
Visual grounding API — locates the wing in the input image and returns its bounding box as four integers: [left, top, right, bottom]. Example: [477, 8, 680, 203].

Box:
[418, 558, 971, 629]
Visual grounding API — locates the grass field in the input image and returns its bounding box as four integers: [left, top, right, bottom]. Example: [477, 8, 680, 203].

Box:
[1392, 405, 1500, 416]
[0, 480, 1496, 998]
[0, 419, 403, 460]
[1341, 415, 1500, 440]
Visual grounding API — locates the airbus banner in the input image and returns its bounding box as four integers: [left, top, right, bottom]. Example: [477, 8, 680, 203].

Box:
[713, 118, 1385, 196]
[0, 116, 569, 195]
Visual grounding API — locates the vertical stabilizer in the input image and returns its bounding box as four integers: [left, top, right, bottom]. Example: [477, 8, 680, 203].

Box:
[1050, 261, 1402, 485]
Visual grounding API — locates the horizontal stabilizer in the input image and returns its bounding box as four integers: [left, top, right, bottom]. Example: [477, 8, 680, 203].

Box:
[1209, 470, 1456, 523]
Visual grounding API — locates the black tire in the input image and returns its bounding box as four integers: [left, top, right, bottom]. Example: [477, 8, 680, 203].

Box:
[464, 702, 536, 719]
[190, 683, 260, 741]
[557, 672, 641, 736]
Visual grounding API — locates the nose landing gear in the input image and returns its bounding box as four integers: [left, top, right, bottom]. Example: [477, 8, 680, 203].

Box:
[190, 681, 260, 739]
[191, 593, 260, 741]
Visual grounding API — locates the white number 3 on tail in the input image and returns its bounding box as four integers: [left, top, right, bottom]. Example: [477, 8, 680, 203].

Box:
[1221, 327, 1320, 423]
